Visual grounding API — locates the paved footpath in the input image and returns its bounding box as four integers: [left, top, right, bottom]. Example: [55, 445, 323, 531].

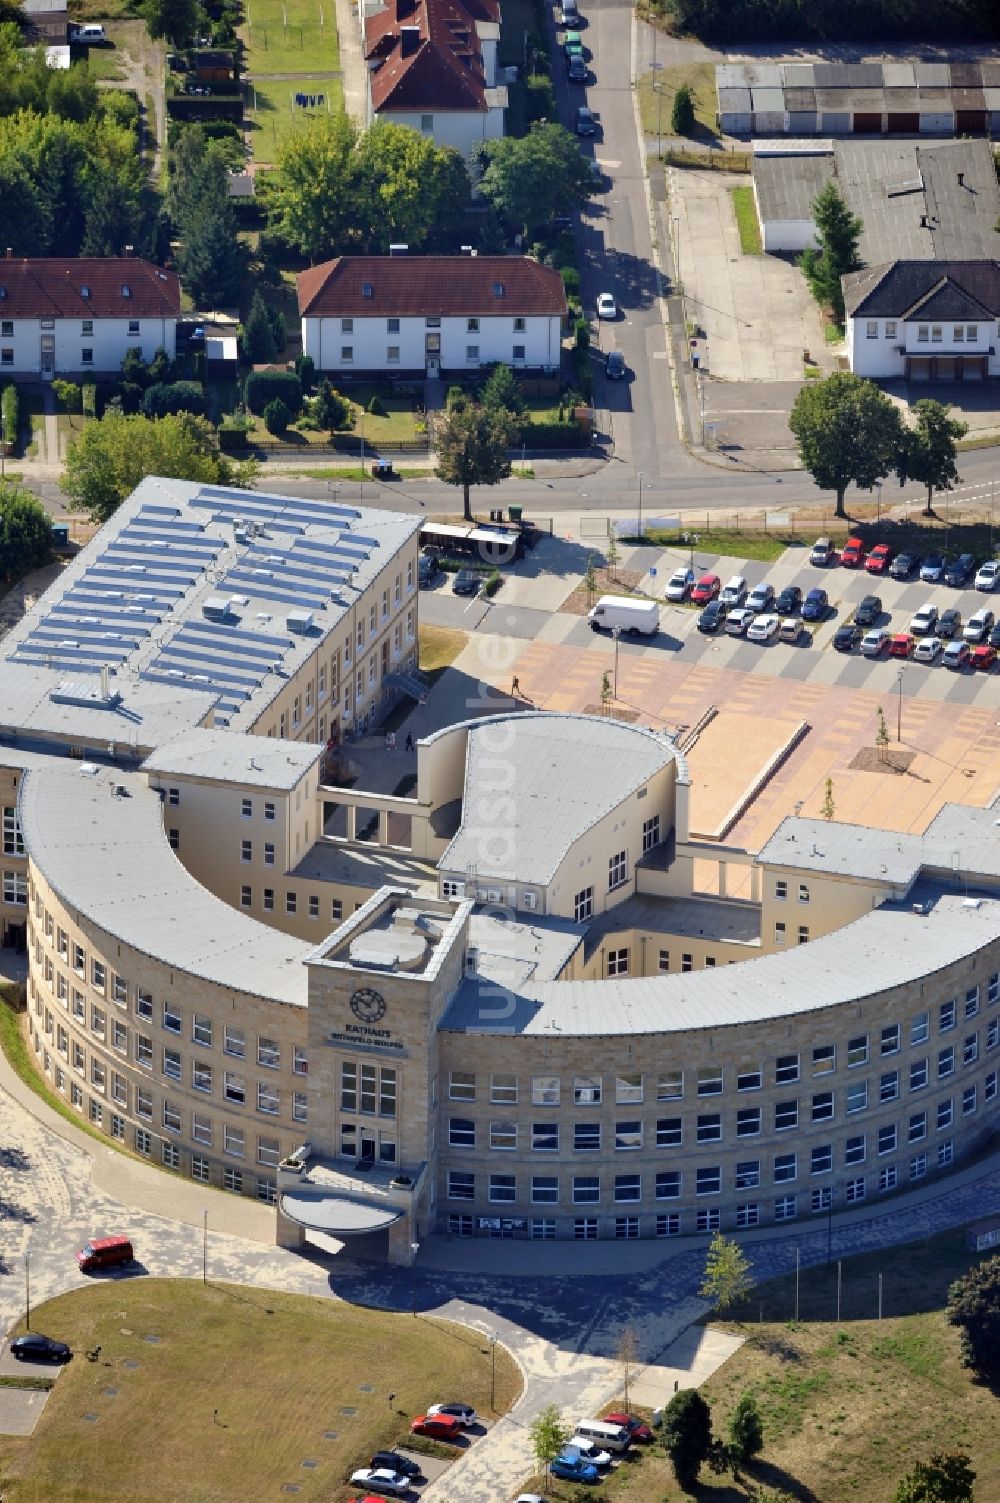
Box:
[1, 1043, 998, 1502]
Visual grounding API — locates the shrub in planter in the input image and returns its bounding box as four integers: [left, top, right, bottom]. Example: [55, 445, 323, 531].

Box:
[263, 398, 291, 435]
[244, 369, 302, 416]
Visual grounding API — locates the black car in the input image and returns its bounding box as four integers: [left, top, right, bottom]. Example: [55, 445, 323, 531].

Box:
[605, 350, 626, 380]
[889, 551, 920, 580]
[575, 105, 596, 135]
[944, 553, 976, 588]
[10, 1333, 71, 1363]
[567, 53, 587, 81]
[801, 588, 828, 622]
[854, 594, 882, 627]
[775, 585, 802, 616]
[697, 599, 727, 634]
[833, 623, 863, 653]
[938, 608, 962, 639]
[453, 569, 483, 596]
[370, 1453, 423, 1480]
[989, 621, 1000, 650]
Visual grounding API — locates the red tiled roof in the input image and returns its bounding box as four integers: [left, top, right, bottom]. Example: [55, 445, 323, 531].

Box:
[0, 258, 181, 319]
[297, 256, 567, 317]
[364, 0, 499, 114]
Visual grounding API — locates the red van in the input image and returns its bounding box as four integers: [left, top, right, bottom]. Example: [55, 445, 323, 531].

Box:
[76, 1235, 134, 1273]
[841, 536, 866, 568]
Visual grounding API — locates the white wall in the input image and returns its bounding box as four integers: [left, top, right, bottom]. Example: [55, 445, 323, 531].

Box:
[847, 313, 1000, 377]
[760, 216, 817, 253]
[846, 315, 905, 377]
[0, 316, 178, 375]
[303, 312, 562, 373]
[374, 105, 504, 158]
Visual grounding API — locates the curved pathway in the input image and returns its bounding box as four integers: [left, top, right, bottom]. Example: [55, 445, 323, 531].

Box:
[1, 1038, 998, 1501]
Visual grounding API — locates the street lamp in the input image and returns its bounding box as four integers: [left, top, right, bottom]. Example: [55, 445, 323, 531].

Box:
[410, 1241, 420, 1316]
[203, 1208, 208, 1286]
[612, 625, 621, 701]
[488, 1329, 498, 1412]
[896, 668, 904, 743]
[24, 1249, 30, 1331]
[689, 533, 698, 570]
[636, 471, 643, 542]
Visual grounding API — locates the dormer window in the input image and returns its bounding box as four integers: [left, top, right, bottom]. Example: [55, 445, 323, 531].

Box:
[361, 282, 373, 298]
[493, 281, 504, 297]
[80, 286, 91, 299]
[121, 285, 132, 298]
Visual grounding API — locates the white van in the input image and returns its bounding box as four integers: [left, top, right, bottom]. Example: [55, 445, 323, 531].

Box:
[587, 595, 659, 636]
[573, 1418, 631, 1454]
[71, 23, 107, 41]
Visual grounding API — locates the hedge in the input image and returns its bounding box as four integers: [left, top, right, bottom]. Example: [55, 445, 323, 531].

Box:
[518, 420, 585, 449]
[1, 383, 18, 447]
[244, 369, 303, 416]
[141, 381, 207, 418]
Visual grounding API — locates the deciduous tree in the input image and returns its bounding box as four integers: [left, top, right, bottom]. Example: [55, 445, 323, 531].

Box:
[946, 1253, 1000, 1384]
[661, 1389, 713, 1489]
[897, 399, 967, 517]
[893, 1452, 976, 1503]
[0, 482, 52, 582]
[699, 1230, 754, 1314]
[727, 1390, 764, 1466]
[475, 122, 594, 233]
[140, 0, 198, 47]
[434, 403, 517, 522]
[789, 372, 904, 518]
[529, 1404, 569, 1479]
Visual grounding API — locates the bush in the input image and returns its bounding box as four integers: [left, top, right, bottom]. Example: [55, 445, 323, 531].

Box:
[1, 383, 19, 446]
[662, 1389, 713, 1489]
[52, 380, 82, 413]
[480, 362, 526, 416]
[561, 265, 581, 299]
[294, 352, 316, 393]
[366, 392, 387, 417]
[575, 317, 590, 350]
[445, 384, 468, 412]
[244, 369, 303, 416]
[671, 81, 696, 134]
[82, 383, 97, 419]
[946, 1254, 1000, 1384]
[312, 379, 351, 432]
[142, 381, 207, 419]
[524, 72, 556, 123]
[263, 398, 291, 435]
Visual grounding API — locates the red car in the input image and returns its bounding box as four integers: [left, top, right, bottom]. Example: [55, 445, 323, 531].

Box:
[690, 573, 721, 605]
[605, 1412, 654, 1443]
[865, 543, 893, 575]
[888, 632, 915, 659]
[410, 1414, 463, 1442]
[841, 536, 866, 568]
[970, 644, 997, 671]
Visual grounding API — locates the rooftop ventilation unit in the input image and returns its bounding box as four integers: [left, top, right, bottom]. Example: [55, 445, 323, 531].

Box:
[286, 609, 314, 634]
[202, 597, 234, 622]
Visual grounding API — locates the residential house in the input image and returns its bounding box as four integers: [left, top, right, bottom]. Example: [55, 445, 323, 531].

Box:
[843, 260, 1000, 381]
[297, 254, 566, 377]
[0, 255, 181, 379]
[364, 0, 507, 159]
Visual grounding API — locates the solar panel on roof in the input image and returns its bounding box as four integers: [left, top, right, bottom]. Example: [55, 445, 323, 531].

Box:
[180, 621, 291, 650]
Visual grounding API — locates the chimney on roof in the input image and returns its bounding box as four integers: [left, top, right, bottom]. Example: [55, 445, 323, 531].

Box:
[920, 214, 928, 228]
[123, 244, 133, 258]
[958, 171, 965, 187]
[4, 248, 11, 259]
[399, 23, 420, 55]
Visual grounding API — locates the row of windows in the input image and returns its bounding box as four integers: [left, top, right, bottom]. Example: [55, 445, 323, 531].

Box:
[861, 320, 986, 343]
[2, 805, 25, 857]
[0, 319, 136, 337]
[445, 1012, 998, 1102]
[443, 1129, 972, 1205]
[335, 316, 530, 335]
[338, 344, 528, 364]
[239, 887, 344, 922]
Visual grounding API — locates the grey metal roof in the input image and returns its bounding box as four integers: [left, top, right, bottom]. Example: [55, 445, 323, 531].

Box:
[753, 152, 832, 223]
[142, 729, 321, 789]
[440, 887, 1000, 1038]
[439, 713, 680, 887]
[0, 476, 421, 749]
[19, 763, 310, 1004]
[280, 1191, 402, 1234]
[757, 816, 923, 885]
[582, 893, 760, 963]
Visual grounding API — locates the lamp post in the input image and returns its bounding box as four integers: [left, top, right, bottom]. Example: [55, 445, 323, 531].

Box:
[896, 668, 904, 743]
[689, 533, 698, 570]
[875, 479, 882, 539]
[636, 471, 643, 542]
[24, 1249, 31, 1331]
[202, 1208, 208, 1286]
[410, 1241, 420, 1316]
[488, 1329, 498, 1412]
[612, 625, 621, 700]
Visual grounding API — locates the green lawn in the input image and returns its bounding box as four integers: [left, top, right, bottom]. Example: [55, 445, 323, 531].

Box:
[297, 466, 430, 480]
[84, 44, 126, 81]
[729, 184, 762, 255]
[637, 61, 718, 138]
[247, 76, 345, 158]
[242, 0, 340, 75]
[640, 527, 794, 563]
[6, 1280, 520, 1503]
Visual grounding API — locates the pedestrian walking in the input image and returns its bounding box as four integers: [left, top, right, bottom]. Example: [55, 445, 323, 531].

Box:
[511, 674, 520, 696]
[405, 733, 414, 752]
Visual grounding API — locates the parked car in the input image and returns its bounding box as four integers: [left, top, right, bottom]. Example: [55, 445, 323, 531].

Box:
[370, 1454, 422, 1480]
[427, 1403, 477, 1427]
[604, 1413, 654, 1443]
[563, 30, 584, 57]
[833, 623, 863, 653]
[452, 569, 482, 596]
[920, 553, 946, 582]
[605, 350, 626, 380]
[76, 1235, 133, 1272]
[418, 555, 439, 588]
[775, 584, 802, 616]
[349, 1470, 411, 1497]
[975, 559, 1000, 591]
[410, 1414, 463, 1442]
[575, 105, 596, 135]
[560, 0, 580, 22]
[10, 1333, 71, 1363]
[914, 635, 944, 663]
[779, 617, 801, 642]
[747, 613, 780, 642]
[567, 52, 587, 81]
[665, 567, 696, 602]
[801, 588, 828, 622]
[943, 640, 971, 669]
[908, 604, 939, 636]
[938, 607, 962, 639]
[945, 553, 976, 588]
[841, 536, 866, 568]
[971, 644, 997, 670]
[551, 1451, 599, 1483]
[861, 627, 890, 657]
[866, 543, 894, 575]
[691, 573, 721, 605]
[854, 594, 882, 627]
[963, 608, 994, 643]
[889, 632, 915, 659]
[719, 574, 747, 607]
[810, 537, 834, 566]
[697, 599, 727, 634]
[724, 606, 755, 636]
[567, 1438, 612, 1468]
[746, 581, 775, 613]
[596, 292, 617, 320]
[889, 551, 920, 580]
[989, 621, 1000, 649]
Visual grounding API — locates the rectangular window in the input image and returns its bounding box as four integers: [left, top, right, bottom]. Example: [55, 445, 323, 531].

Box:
[449, 1070, 476, 1101]
[162, 1047, 181, 1081]
[696, 1208, 720, 1233]
[696, 1165, 721, 1195]
[532, 1122, 558, 1151]
[192, 1060, 212, 1094]
[386, 346, 400, 363]
[908, 1110, 927, 1142]
[910, 1057, 928, 1091]
[938, 1140, 954, 1167]
[811, 1092, 834, 1122]
[880, 1024, 900, 1056]
[512, 345, 526, 360]
[937, 1098, 953, 1130]
[774, 1152, 797, 1182]
[163, 1100, 181, 1135]
[846, 1080, 868, 1113]
[910, 1152, 927, 1181]
[642, 814, 661, 853]
[697, 1067, 723, 1097]
[775, 1054, 800, 1085]
[448, 1171, 475, 1201]
[878, 1123, 897, 1155]
[615, 1120, 642, 1150]
[846, 1176, 866, 1203]
[449, 1117, 475, 1148]
[940, 999, 956, 1032]
[658, 1071, 683, 1099]
[912, 1011, 930, 1044]
[774, 1100, 798, 1131]
[490, 1120, 517, 1151]
[879, 1165, 898, 1192]
[810, 1144, 833, 1175]
[466, 345, 479, 362]
[574, 1122, 600, 1151]
[886, 320, 897, 338]
[963, 1084, 977, 1116]
[616, 1073, 643, 1103]
[737, 1067, 762, 1091]
[163, 1001, 181, 1035]
[774, 1195, 797, 1221]
[954, 324, 965, 342]
[224, 1072, 245, 1105]
[965, 987, 980, 1018]
[656, 1117, 682, 1147]
[607, 947, 629, 976]
[963, 1033, 978, 1066]
[655, 1170, 681, 1199]
[263, 890, 274, 912]
[938, 1046, 955, 1079]
[659, 949, 670, 971]
[532, 1175, 559, 1204]
[532, 1075, 559, 1106]
[573, 1175, 600, 1204]
[985, 1069, 998, 1102]
[285, 893, 297, 915]
[866, 320, 878, 339]
[736, 1203, 760, 1228]
[490, 1073, 517, 1104]
[608, 850, 628, 891]
[615, 1173, 641, 1202]
[775, 880, 787, 901]
[774, 922, 786, 946]
[880, 1070, 899, 1103]
[696, 1113, 722, 1143]
[257, 1037, 280, 1070]
[735, 1159, 760, 1189]
[847, 1035, 869, 1067]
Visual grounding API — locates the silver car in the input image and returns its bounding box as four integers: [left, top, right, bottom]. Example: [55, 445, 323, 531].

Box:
[350, 1469, 412, 1497]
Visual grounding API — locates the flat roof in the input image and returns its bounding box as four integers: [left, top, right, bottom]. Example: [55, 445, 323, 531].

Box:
[440, 886, 1000, 1037]
[758, 816, 923, 885]
[19, 762, 310, 1004]
[440, 712, 680, 886]
[754, 152, 832, 223]
[142, 728, 321, 790]
[0, 476, 421, 749]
